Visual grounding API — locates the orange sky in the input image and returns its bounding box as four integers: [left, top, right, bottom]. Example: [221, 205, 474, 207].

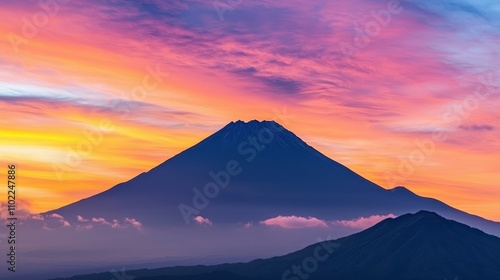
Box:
[1, 0, 499, 221]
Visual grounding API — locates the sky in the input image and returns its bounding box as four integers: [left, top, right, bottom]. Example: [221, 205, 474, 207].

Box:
[0, 0, 499, 221]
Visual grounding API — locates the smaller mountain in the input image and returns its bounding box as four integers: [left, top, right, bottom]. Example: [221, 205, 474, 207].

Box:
[52, 211, 500, 280]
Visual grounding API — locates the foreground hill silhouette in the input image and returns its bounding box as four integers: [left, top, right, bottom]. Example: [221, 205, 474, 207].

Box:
[46, 120, 500, 236]
[52, 211, 500, 280]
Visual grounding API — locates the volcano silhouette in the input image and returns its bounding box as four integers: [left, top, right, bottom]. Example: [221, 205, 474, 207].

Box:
[46, 120, 500, 236]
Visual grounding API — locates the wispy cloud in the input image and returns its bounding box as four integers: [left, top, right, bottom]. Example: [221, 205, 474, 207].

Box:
[459, 124, 494, 131]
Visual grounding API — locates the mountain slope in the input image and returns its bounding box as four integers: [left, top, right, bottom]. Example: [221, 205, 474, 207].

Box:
[53, 211, 500, 280]
[45, 120, 500, 236]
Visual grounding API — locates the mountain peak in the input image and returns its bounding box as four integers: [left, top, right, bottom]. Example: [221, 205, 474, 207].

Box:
[226, 119, 283, 129]
[404, 210, 448, 223]
[211, 120, 308, 150]
[414, 210, 441, 217]
[361, 210, 487, 243]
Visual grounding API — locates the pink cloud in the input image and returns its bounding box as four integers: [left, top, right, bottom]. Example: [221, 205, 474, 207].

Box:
[125, 218, 142, 230]
[50, 213, 64, 219]
[77, 215, 88, 222]
[194, 216, 212, 226]
[45, 213, 71, 228]
[62, 220, 71, 228]
[111, 219, 121, 229]
[31, 214, 44, 221]
[261, 215, 328, 229]
[333, 214, 397, 229]
[91, 217, 111, 225]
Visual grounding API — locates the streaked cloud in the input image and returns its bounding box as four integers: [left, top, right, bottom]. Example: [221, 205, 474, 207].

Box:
[459, 124, 494, 131]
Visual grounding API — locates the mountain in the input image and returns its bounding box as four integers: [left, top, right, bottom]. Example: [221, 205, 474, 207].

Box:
[45, 120, 500, 236]
[52, 211, 500, 280]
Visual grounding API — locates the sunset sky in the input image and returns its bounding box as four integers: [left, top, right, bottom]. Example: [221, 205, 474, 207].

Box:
[1, 0, 499, 221]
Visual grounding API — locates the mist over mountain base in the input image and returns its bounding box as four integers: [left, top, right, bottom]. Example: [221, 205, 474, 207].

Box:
[0, 220, 357, 280]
